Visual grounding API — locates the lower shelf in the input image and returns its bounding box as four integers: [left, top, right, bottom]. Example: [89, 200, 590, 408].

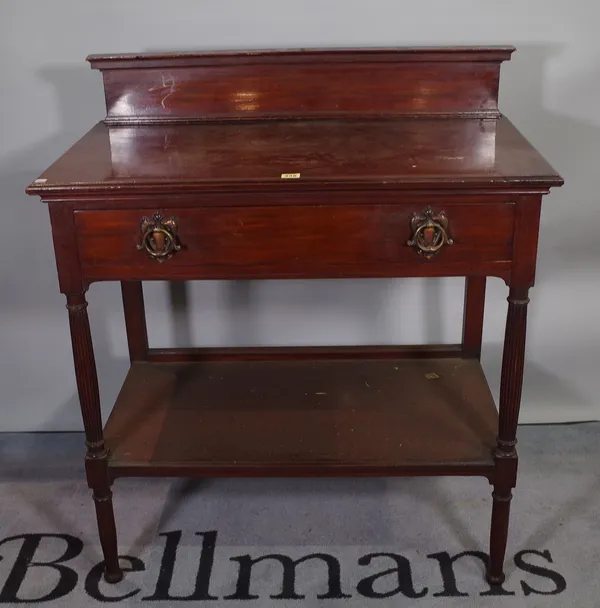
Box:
[104, 356, 499, 478]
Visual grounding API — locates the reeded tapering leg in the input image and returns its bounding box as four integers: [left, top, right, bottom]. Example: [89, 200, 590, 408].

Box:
[66, 293, 123, 584]
[487, 287, 529, 585]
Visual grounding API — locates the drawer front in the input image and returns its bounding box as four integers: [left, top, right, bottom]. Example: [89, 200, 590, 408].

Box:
[74, 203, 515, 280]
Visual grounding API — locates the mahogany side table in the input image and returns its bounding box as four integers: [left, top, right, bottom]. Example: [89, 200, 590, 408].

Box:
[27, 47, 563, 585]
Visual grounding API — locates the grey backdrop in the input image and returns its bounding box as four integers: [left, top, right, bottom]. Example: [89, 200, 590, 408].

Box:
[1, 1, 598, 431]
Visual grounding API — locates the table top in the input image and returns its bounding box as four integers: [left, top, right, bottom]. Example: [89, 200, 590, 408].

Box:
[27, 116, 562, 197]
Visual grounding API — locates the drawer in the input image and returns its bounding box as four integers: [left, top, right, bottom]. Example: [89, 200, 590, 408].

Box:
[74, 203, 515, 281]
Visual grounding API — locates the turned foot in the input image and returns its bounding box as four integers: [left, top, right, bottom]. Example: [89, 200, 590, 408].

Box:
[488, 483, 513, 588]
[104, 566, 124, 584]
[92, 486, 121, 583]
[486, 570, 506, 586]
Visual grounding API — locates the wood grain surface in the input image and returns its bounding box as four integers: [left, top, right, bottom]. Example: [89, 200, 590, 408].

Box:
[104, 357, 498, 478]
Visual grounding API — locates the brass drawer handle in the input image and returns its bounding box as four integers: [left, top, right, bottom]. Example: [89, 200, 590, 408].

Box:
[407, 206, 453, 259]
[137, 212, 181, 262]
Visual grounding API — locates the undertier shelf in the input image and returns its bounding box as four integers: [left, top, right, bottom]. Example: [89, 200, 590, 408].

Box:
[104, 356, 499, 478]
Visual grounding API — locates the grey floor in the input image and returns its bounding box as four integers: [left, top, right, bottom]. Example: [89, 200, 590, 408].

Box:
[0, 423, 598, 606]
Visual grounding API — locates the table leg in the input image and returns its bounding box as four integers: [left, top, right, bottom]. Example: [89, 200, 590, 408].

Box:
[121, 281, 149, 362]
[487, 287, 529, 585]
[66, 293, 123, 584]
[462, 276, 486, 358]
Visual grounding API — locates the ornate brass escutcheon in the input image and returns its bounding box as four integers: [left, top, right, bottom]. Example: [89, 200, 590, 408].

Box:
[407, 206, 453, 259]
[137, 212, 181, 262]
